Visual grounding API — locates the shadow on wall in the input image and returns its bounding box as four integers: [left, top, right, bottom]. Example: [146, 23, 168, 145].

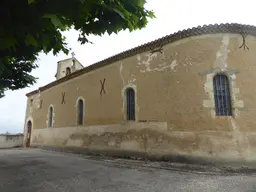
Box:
[0, 134, 24, 149]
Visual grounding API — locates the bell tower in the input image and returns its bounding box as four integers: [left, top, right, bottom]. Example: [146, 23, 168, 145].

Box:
[55, 52, 84, 80]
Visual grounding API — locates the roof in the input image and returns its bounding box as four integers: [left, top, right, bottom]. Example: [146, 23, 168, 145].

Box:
[26, 89, 39, 96]
[57, 57, 82, 64]
[57, 57, 74, 63]
[26, 23, 256, 97]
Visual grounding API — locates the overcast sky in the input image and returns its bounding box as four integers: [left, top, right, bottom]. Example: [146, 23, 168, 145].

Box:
[0, 0, 254, 133]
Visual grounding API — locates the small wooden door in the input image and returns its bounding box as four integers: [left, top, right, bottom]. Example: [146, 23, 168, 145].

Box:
[26, 121, 32, 147]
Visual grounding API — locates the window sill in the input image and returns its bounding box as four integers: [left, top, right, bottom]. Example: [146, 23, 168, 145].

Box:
[215, 116, 233, 119]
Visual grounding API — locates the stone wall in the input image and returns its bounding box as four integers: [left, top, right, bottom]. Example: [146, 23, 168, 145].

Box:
[0, 134, 24, 149]
[31, 122, 256, 164]
[25, 31, 256, 165]
[25, 33, 256, 130]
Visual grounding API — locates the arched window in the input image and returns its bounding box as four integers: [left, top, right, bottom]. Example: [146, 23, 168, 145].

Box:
[66, 67, 71, 75]
[213, 74, 232, 116]
[27, 120, 32, 130]
[126, 88, 135, 120]
[77, 99, 84, 125]
[48, 106, 54, 127]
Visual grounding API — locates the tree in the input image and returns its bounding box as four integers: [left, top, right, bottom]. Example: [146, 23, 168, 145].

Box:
[0, 0, 154, 98]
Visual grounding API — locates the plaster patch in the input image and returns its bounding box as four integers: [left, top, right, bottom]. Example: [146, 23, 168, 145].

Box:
[128, 74, 136, 84]
[233, 88, 240, 94]
[233, 100, 244, 108]
[67, 139, 83, 147]
[214, 35, 230, 69]
[170, 60, 178, 71]
[120, 62, 125, 86]
[137, 55, 141, 61]
[204, 81, 213, 92]
[230, 74, 236, 80]
[203, 100, 214, 108]
[120, 140, 141, 151]
[137, 53, 157, 72]
[108, 140, 116, 147]
[120, 62, 136, 86]
[138, 52, 178, 73]
[229, 118, 250, 157]
[27, 93, 41, 110]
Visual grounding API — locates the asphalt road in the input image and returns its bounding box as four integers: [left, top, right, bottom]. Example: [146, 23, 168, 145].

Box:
[0, 148, 255, 192]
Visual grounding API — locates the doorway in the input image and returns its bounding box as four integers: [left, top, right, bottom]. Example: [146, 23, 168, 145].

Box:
[26, 121, 32, 147]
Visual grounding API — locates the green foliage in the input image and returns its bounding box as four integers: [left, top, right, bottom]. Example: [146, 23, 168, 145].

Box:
[0, 0, 154, 98]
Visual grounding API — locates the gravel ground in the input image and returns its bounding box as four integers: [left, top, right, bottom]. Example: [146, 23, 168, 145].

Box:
[0, 148, 255, 192]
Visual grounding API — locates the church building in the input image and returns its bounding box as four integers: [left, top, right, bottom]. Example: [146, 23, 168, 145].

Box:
[24, 23, 256, 164]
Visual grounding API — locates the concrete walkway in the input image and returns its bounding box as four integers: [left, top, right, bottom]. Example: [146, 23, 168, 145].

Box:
[0, 148, 255, 192]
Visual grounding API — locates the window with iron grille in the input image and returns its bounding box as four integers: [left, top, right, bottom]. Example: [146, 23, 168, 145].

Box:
[48, 106, 53, 127]
[213, 74, 232, 116]
[126, 88, 135, 120]
[77, 99, 84, 125]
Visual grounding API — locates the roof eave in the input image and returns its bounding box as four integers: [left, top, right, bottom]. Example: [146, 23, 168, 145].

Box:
[26, 23, 256, 95]
[25, 89, 39, 97]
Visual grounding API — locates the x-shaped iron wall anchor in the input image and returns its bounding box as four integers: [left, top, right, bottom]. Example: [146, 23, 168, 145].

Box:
[239, 33, 249, 50]
[150, 45, 164, 55]
[100, 78, 106, 95]
[61, 92, 66, 104]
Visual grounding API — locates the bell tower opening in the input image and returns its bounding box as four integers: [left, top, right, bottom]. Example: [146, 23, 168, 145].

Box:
[66, 67, 71, 76]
